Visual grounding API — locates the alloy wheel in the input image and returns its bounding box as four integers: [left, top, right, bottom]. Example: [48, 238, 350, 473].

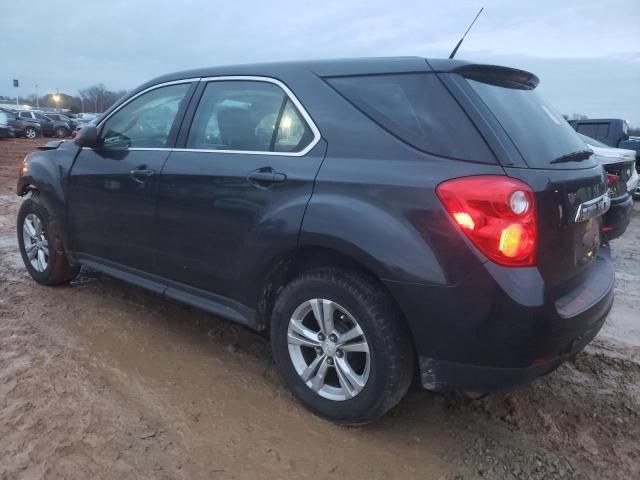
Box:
[287, 299, 371, 401]
[22, 213, 49, 272]
[25, 128, 37, 139]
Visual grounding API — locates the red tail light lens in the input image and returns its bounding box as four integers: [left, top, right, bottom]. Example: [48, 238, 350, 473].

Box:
[606, 173, 619, 187]
[436, 176, 537, 267]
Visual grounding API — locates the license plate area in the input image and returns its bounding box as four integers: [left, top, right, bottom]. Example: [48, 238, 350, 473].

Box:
[574, 217, 601, 267]
[573, 193, 611, 223]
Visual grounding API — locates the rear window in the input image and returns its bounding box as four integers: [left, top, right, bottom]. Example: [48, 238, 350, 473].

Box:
[575, 122, 610, 142]
[327, 73, 494, 163]
[466, 78, 592, 169]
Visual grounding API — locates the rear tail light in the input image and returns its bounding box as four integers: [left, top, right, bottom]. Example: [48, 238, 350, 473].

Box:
[606, 173, 619, 196]
[436, 176, 537, 267]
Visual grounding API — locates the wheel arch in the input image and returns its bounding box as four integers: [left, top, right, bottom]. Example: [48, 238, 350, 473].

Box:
[18, 153, 74, 251]
[256, 245, 419, 358]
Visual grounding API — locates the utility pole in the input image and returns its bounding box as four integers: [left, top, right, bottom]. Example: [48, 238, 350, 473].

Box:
[35, 84, 39, 109]
[13, 79, 19, 106]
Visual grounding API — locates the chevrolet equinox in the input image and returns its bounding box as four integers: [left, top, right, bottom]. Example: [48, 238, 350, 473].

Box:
[16, 58, 614, 424]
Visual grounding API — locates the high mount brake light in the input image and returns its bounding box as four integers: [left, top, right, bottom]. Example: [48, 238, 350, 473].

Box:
[436, 176, 537, 267]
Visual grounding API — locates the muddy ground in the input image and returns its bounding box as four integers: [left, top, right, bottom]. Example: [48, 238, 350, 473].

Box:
[0, 138, 638, 479]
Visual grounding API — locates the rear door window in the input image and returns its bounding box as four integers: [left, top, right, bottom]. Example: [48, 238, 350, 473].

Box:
[326, 73, 494, 162]
[186, 80, 314, 153]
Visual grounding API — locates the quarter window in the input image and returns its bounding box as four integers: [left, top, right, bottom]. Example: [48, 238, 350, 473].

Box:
[186, 80, 313, 153]
[101, 83, 191, 149]
[327, 73, 494, 162]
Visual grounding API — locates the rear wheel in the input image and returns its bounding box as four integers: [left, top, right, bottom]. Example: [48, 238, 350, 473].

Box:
[24, 127, 37, 139]
[17, 197, 80, 285]
[271, 267, 414, 425]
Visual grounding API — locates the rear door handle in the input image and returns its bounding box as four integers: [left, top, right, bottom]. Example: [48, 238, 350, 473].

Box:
[130, 167, 155, 183]
[247, 168, 287, 186]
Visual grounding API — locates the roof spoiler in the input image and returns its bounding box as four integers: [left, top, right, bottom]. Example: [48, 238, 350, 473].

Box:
[452, 64, 539, 90]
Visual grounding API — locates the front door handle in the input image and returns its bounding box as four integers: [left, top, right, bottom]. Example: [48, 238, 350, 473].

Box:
[129, 167, 155, 183]
[247, 168, 287, 186]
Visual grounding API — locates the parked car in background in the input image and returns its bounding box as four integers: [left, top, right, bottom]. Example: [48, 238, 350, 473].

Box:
[579, 133, 634, 239]
[0, 108, 41, 139]
[569, 118, 640, 166]
[0, 110, 14, 139]
[73, 113, 99, 124]
[45, 113, 78, 131]
[17, 58, 616, 424]
[18, 111, 71, 138]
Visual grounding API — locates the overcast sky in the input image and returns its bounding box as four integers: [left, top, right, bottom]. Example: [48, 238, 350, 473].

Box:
[2, 0, 639, 124]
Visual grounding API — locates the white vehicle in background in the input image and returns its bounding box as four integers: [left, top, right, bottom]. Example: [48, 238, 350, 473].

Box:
[579, 133, 639, 198]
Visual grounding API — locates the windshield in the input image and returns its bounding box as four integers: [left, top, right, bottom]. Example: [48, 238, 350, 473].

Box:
[466, 78, 595, 169]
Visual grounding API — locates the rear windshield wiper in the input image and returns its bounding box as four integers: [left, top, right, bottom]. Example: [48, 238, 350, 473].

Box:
[550, 150, 593, 164]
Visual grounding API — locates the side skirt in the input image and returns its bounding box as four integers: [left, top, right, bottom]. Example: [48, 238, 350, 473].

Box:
[74, 253, 258, 329]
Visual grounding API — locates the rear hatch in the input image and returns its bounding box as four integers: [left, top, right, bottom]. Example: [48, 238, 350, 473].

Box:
[455, 65, 609, 289]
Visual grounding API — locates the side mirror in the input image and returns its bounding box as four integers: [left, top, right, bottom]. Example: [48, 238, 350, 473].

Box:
[75, 125, 100, 148]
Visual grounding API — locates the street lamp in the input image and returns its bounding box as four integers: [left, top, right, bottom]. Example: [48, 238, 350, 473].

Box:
[52, 94, 60, 111]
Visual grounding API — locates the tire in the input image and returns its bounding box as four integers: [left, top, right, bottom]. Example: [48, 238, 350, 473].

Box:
[271, 267, 414, 425]
[17, 196, 80, 285]
[55, 127, 69, 138]
[24, 127, 38, 139]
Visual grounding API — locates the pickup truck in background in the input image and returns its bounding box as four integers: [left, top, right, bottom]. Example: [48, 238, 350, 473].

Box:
[569, 119, 640, 167]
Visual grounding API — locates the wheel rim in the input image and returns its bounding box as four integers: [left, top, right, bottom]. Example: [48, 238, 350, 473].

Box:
[287, 299, 371, 401]
[56, 128, 66, 137]
[26, 128, 36, 139]
[22, 213, 49, 272]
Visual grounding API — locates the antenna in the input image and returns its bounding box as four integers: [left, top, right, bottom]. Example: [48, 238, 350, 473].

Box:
[449, 7, 484, 59]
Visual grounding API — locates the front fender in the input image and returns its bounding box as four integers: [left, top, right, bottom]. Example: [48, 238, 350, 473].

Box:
[17, 141, 81, 240]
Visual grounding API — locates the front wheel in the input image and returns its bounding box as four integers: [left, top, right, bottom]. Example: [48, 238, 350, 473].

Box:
[271, 267, 414, 425]
[55, 126, 69, 138]
[17, 197, 80, 285]
[24, 127, 38, 139]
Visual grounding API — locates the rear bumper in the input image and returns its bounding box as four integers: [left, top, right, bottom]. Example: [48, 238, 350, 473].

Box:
[384, 248, 614, 392]
[604, 194, 633, 240]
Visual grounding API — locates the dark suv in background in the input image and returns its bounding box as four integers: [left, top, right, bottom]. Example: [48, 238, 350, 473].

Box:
[0, 107, 41, 139]
[45, 113, 78, 131]
[17, 58, 615, 424]
[18, 110, 71, 138]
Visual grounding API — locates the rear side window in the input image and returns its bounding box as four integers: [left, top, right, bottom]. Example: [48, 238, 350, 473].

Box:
[186, 80, 314, 153]
[326, 73, 494, 162]
[575, 123, 610, 142]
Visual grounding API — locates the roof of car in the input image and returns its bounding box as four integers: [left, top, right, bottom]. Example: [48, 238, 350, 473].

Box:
[141, 57, 473, 89]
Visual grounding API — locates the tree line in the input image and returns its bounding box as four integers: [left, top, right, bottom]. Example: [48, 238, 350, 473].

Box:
[0, 84, 128, 114]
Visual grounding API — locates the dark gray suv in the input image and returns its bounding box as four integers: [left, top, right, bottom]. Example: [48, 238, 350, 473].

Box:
[16, 57, 615, 424]
[18, 110, 71, 137]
